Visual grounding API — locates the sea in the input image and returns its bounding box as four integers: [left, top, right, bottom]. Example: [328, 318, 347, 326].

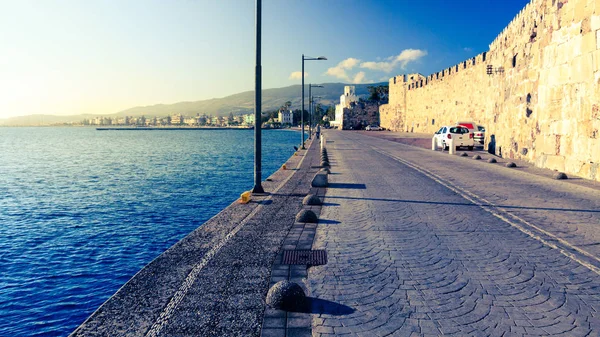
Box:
[0, 127, 301, 337]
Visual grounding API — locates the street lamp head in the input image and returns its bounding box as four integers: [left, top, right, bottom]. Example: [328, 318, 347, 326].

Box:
[304, 55, 328, 61]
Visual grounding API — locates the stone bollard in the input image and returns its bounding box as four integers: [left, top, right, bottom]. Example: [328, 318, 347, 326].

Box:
[266, 280, 306, 311]
[303, 194, 322, 205]
[320, 136, 326, 151]
[432, 138, 438, 151]
[448, 138, 456, 155]
[554, 172, 568, 180]
[312, 172, 328, 187]
[296, 209, 318, 223]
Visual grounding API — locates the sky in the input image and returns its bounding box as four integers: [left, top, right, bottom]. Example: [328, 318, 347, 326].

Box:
[0, 0, 530, 119]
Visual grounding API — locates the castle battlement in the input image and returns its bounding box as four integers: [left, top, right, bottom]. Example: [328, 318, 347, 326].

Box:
[380, 0, 600, 181]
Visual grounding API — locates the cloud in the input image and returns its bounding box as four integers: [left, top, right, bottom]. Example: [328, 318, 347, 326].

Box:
[289, 71, 307, 80]
[352, 72, 367, 84]
[360, 61, 395, 73]
[325, 58, 361, 81]
[323, 50, 426, 83]
[338, 58, 360, 69]
[394, 49, 428, 69]
[359, 49, 428, 73]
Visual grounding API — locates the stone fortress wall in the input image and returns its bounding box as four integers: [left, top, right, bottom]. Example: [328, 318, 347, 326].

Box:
[380, 0, 600, 181]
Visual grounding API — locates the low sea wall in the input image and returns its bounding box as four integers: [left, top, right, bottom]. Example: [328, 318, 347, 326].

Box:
[70, 138, 323, 336]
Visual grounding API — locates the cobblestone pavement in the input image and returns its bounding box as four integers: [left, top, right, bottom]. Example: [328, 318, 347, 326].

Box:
[309, 131, 600, 336]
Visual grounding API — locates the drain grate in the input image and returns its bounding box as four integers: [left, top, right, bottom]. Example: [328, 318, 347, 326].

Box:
[282, 250, 327, 266]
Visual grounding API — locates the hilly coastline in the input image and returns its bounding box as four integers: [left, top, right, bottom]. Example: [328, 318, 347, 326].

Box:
[0, 83, 384, 126]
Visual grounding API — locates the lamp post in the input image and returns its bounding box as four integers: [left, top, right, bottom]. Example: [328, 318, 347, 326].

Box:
[301, 55, 327, 149]
[252, 0, 264, 194]
[308, 84, 323, 139]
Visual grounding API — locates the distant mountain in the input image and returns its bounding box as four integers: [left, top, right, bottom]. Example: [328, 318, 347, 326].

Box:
[0, 82, 386, 126]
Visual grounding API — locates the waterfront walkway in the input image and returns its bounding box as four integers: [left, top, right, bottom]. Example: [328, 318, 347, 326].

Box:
[73, 130, 600, 336]
[306, 130, 600, 336]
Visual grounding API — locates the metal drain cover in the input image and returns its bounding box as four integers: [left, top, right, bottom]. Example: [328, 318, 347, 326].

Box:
[282, 250, 327, 266]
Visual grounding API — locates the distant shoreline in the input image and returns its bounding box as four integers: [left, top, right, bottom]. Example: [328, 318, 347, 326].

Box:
[96, 126, 253, 131]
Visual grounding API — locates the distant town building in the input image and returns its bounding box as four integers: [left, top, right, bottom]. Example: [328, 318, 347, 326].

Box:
[244, 114, 255, 126]
[278, 108, 293, 125]
[171, 114, 183, 125]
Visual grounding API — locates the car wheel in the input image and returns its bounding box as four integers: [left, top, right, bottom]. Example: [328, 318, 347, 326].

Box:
[468, 146, 473, 151]
[442, 142, 447, 151]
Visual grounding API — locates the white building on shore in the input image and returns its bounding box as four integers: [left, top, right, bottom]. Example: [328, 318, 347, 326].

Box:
[278, 108, 293, 126]
[330, 86, 358, 128]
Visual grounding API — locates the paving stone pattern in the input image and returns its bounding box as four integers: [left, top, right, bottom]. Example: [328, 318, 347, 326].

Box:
[261, 142, 327, 337]
[309, 131, 600, 336]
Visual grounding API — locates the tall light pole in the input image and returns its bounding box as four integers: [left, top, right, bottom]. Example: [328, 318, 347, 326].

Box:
[252, 0, 264, 194]
[301, 55, 327, 149]
[308, 84, 323, 139]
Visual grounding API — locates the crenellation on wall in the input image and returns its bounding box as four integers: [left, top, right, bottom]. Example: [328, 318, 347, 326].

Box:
[379, 0, 600, 181]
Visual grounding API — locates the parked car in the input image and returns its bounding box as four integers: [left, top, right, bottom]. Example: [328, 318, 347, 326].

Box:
[456, 121, 476, 133]
[474, 125, 485, 145]
[365, 125, 382, 131]
[433, 125, 474, 150]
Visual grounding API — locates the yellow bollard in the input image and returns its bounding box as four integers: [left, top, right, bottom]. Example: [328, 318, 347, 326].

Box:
[239, 191, 251, 204]
[294, 152, 298, 156]
[282, 164, 287, 170]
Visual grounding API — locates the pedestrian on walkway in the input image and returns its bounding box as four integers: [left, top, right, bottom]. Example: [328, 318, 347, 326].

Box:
[316, 124, 321, 139]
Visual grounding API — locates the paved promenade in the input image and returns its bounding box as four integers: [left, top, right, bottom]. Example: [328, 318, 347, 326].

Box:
[309, 130, 600, 336]
[72, 130, 600, 336]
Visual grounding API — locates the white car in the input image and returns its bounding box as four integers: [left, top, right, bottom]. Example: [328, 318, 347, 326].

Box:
[365, 125, 382, 131]
[433, 125, 475, 150]
[474, 125, 486, 145]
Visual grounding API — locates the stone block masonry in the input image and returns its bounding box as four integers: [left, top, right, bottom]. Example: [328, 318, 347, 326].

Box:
[380, 0, 600, 181]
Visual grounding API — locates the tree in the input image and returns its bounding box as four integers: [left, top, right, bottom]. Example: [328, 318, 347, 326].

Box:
[367, 85, 389, 103]
[228, 112, 234, 124]
[326, 105, 335, 121]
[314, 103, 325, 124]
[292, 109, 309, 126]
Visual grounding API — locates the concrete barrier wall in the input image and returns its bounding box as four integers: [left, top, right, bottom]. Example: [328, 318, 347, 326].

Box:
[381, 0, 600, 181]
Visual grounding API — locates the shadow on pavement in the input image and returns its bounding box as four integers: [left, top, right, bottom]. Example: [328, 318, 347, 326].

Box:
[326, 196, 600, 213]
[318, 219, 341, 224]
[289, 297, 355, 316]
[328, 183, 366, 189]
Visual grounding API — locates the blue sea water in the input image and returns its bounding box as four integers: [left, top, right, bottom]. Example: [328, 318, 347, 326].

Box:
[0, 127, 301, 337]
